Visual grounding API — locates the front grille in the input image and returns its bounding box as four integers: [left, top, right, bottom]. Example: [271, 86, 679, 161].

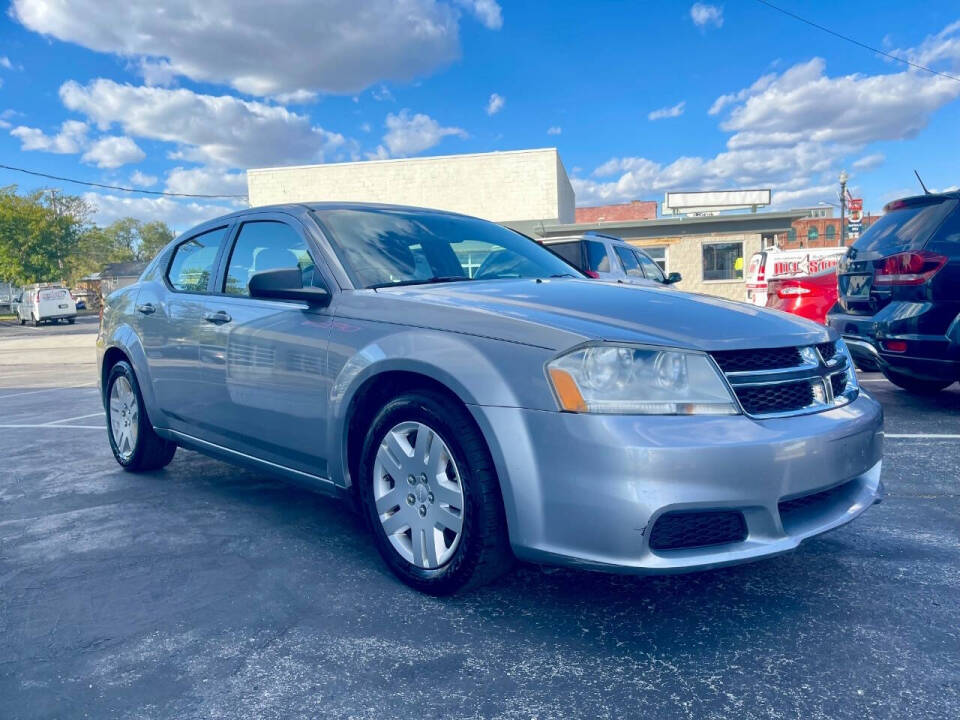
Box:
[817, 341, 837, 362]
[711, 346, 803, 373]
[648, 510, 747, 551]
[735, 380, 814, 415]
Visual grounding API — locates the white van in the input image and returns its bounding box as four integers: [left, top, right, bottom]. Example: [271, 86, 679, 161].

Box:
[745, 247, 847, 306]
[16, 284, 77, 326]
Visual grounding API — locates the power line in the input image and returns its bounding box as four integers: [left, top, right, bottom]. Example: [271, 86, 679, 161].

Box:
[0, 163, 248, 199]
[753, 0, 960, 83]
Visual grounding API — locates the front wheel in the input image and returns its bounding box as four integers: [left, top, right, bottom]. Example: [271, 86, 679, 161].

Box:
[31, 314, 39, 327]
[105, 360, 177, 471]
[67, 317, 76, 324]
[882, 367, 953, 394]
[358, 390, 512, 595]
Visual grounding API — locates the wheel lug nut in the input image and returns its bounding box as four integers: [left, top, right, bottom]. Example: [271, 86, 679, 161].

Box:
[420, 473, 427, 484]
[427, 493, 434, 504]
[406, 494, 415, 505]
[418, 505, 427, 517]
[407, 475, 416, 485]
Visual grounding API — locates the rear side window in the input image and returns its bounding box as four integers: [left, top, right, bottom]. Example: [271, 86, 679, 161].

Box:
[547, 241, 584, 269]
[584, 240, 611, 273]
[224, 221, 318, 296]
[853, 199, 958, 255]
[167, 226, 228, 293]
[614, 246, 644, 278]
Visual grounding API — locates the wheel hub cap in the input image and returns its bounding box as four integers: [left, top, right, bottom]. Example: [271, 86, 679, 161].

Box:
[109, 376, 139, 461]
[372, 421, 465, 569]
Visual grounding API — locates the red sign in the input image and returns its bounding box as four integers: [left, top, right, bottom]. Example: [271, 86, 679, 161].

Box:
[847, 197, 863, 213]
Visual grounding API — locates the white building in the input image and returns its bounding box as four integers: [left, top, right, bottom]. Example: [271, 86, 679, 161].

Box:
[247, 148, 575, 225]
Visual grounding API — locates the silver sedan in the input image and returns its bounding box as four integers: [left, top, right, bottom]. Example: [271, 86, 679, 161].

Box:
[97, 203, 883, 594]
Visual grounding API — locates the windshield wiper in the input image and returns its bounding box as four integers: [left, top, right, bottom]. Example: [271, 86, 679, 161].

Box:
[548, 273, 578, 278]
[369, 276, 474, 290]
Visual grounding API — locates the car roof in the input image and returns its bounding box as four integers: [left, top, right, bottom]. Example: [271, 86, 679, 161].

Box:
[203, 201, 481, 226]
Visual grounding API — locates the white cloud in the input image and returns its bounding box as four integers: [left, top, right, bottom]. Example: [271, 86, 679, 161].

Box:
[165, 166, 247, 197]
[11, 0, 501, 97]
[81, 135, 145, 168]
[486, 92, 505, 116]
[0, 56, 13, 70]
[10, 120, 88, 154]
[708, 73, 776, 115]
[715, 57, 960, 150]
[547, 126, 562, 135]
[648, 101, 685, 121]
[371, 85, 395, 102]
[83, 192, 236, 229]
[130, 170, 157, 187]
[59, 79, 346, 168]
[455, 0, 503, 30]
[893, 19, 960, 70]
[852, 153, 885, 172]
[378, 109, 467, 157]
[690, 3, 723, 29]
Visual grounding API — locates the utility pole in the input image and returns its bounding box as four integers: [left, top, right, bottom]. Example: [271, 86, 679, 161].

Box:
[838, 169, 849, 247]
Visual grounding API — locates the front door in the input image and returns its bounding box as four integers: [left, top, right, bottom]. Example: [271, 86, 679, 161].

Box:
[197, 218, 334, 478]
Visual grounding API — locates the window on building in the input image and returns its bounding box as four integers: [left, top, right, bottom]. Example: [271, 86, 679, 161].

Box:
[807, 227, 819, 243]
[825, 225, 836, 242]
[583, 240, 611, 273]
[224, 221, 317, 296]
[167, 226, 228, 293]
[702, 241, 744, 281]
[788, 228, 797, 244]
[639, 245, 667, 271]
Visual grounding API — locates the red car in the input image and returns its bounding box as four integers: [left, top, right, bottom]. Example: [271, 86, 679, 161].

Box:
[765, 267, 839, 324]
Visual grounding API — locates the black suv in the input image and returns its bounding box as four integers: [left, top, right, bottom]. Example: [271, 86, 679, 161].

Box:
[828, 191, 960, 393]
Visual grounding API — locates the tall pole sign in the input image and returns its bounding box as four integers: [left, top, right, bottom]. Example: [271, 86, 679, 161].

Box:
[847, 195, 863, 240]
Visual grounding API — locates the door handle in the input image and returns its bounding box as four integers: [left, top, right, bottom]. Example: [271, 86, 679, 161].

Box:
[203, 310, 232, 325]
[136, 303, 156, 315]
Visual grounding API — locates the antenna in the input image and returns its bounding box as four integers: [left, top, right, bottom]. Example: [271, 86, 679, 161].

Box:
[914, 169, 931, 195]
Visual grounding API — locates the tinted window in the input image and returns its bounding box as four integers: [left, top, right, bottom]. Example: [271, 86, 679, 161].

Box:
[224, 221, 317, 296]
[546, 241, 584, 269]
[583, 240, 610, 273]
[614, 246, 644, 277]
[313, 209, 580, 288]
[167, 227, 227, 293]
[853, 199, 958, 255]
[635, 250, 666, 282]
[702, 242, 744, 281]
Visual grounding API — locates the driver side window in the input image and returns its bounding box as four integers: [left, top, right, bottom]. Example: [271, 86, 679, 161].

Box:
[224, 221, 318, 296]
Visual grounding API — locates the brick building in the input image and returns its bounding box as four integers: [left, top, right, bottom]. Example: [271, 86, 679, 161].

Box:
[574, 200, 657, 224]
[779, 214, 878, 250]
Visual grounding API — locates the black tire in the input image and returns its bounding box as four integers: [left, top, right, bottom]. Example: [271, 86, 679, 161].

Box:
[31, 314, 39, 327]
[357, 390, 513, 595]
[882, 367, 953, 394]
[105, 360, 177, 472]
[18, 315, 25, 326]
[67, 317, 76, 324]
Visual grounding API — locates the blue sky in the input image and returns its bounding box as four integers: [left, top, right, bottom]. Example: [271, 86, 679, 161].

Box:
[1, 0, 959, 231]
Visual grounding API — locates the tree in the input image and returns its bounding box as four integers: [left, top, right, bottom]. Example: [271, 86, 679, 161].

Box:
[137, 221, 175, 261]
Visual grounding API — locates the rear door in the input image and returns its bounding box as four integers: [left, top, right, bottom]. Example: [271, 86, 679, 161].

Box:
[613, 245, 647, 284]
[136, 224, 231, 432]
[582, 238, 617, 280]
[37, 288, 73, 319]
[545, 240, 586, 272]
[836, 198, 958, 315]
[196, 215, 335, 476]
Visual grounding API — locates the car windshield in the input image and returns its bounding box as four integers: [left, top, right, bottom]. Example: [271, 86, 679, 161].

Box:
[313, 208, 582, 289]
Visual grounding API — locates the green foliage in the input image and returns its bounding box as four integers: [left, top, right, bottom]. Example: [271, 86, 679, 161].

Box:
[0, 185, 176, 286]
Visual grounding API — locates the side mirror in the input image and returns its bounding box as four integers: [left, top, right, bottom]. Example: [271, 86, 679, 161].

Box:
[664, 272, 682, 285]
[248, 267, 331, 307]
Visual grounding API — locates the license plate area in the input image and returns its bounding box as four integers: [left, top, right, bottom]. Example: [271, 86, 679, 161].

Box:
[844, 274, 872, 298]
[58, 304, 69, 309]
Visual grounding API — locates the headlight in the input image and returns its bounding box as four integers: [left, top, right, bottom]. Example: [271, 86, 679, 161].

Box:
[546, 344, 739, 415]
[836, 338, 859, 395]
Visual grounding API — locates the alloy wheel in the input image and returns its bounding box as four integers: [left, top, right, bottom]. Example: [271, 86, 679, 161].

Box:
[109, 375, 139, 461]
[372, 421, 465, 569]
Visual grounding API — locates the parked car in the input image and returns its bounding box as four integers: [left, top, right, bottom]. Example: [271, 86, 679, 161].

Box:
[17, 284, 77, 326]
[9, 291, 21, 319]
[75, 298, 87, 310]
[542, 233, 681, 286]
[765, 267, 839, 325]
[98, 203, 882, 594]
[745, 247, 846, 306]
[828, 190, 960, 393]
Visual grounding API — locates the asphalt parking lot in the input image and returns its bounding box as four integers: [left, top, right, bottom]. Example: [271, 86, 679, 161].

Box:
[1, 316, 958, 719]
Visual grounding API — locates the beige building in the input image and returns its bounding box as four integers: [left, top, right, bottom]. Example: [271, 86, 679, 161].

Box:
[247, 148, 574, 225]
[535, 212, 803, 302]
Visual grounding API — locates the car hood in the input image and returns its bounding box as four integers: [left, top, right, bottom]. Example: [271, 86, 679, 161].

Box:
[340, 278, 832, 351]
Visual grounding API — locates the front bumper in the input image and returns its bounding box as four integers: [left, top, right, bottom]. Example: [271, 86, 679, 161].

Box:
[470, 392, 883, 573]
